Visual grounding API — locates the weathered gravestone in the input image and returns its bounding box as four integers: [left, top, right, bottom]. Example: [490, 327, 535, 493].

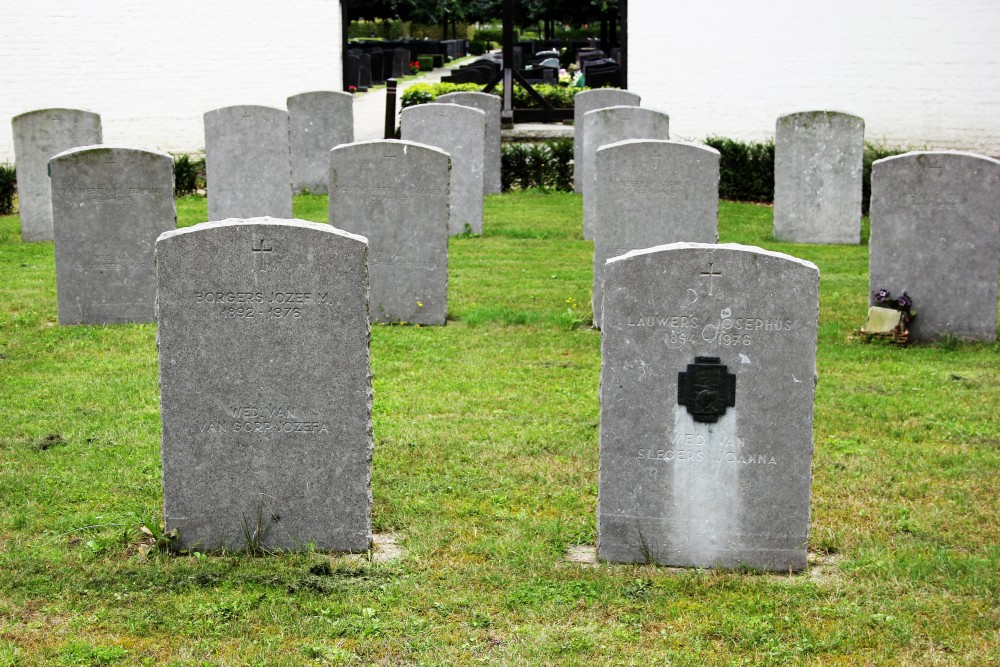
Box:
[330, 140, 450, 325]
[156, 217, 372, 552]
[400, 103, 486, 235]
[287, 91, 354, 195]
[592, 140, 720, 328]
[50, 146, 175, 324]
[204, 105, 292, 221]
[573, 89, 640, 193]
[437, 92, 501, 195]
[774, 111, 864, 244]
[869, 151, 1000, 342]
[11, 108, 103, 242]
[598, 243, 819, 571]
[582, 106, 669, 240]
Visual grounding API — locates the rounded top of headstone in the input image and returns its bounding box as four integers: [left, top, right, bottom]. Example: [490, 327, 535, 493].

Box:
[872, 149, 1000, 170]
[596, 138, 720, 159]
[203, 105, 288, 121]
[287, 90, 355, 104]
[11, 107, 101, 124]
[401, 102, 487, 119]
[49, 144, 173, 164]
[436, 91, 502, 108]
[607, 242, 819, 274]
[584, 105, 668, 122]
[574, 88, 641, 105]
[330, 138, 451, 162]
[156, 217, 368, 247]
[776, 110, 864, 126]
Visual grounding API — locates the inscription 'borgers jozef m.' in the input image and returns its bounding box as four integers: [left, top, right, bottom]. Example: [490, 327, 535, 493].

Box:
[677, 356, 736, 423]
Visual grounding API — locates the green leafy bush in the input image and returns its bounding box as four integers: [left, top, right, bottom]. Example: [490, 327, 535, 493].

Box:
[400, 82, 487, 108]
[402, 83, 586, 110]
[863, 143, 908, 214]
[704, 136, 775, 203]
[417, 55, 434, 72]
[0, 163, 16, 216]
[501, 139, 573, 192]
[173, 154, 206, 196]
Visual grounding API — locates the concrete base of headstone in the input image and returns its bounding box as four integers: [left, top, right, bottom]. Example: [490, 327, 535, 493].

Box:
[156, 217, 372, 553]
[597, 243, 819, 572]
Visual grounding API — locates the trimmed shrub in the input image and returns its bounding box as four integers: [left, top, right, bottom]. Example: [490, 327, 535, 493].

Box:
[402, 82, 587, 110]
[400, 82, 486, 108]
[501, 139, 573, 192]
[417, 55, 434, 72]
[863, 143, 908, 215]
[173, 154, 206, 196]
[704, 136, 775, 204]
[0, 163, 16, 215]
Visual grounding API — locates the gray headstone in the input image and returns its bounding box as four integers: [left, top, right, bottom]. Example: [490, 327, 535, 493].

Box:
[204, 105, 292, 221]
[400, 103, 486, 235]
[582, 106, 669, 240]
[774, 111, 864, 244]
[598, 243, 819, 572]
[593, 140, 720, 328]
[437, 92, 502, 195]
[330, 140, 450, 325]
[49, 146, 175, 324]
[156, 217, 372, 552]
[573, 89, 641, 193]
[287, 91, 355, 195]
[10, 108, 103, 242]
[869, 151, 1000, 342]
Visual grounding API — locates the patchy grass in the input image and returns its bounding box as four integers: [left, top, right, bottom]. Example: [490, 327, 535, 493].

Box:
[0, 193, 997, 665]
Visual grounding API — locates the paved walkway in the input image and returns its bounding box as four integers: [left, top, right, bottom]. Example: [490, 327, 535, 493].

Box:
[353, 65, 450, 141]
[352, 59, 575, 142]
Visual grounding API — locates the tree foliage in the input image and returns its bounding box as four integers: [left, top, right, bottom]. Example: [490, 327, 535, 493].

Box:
[346, 0, 617, 25]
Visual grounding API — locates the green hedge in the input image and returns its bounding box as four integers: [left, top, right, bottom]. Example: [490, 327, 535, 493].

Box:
[863, 143, 908, 214]
[704, 137, 776, 204]
[704, 137, 908, 211]
[401, 83, 587, 109]
[501, 139, 573, 192]
[0, 163, 16, 216]
[417, 55, 434, 73]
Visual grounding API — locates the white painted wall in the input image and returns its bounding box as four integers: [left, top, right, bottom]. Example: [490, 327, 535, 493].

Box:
[629, 0, 1000, 155]
[1, 1, 343, 162]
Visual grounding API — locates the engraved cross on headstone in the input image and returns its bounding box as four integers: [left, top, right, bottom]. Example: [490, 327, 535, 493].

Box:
[241, 110, 254, 127]
[700, 262, 722, 296]
[252, 237, 273, 270]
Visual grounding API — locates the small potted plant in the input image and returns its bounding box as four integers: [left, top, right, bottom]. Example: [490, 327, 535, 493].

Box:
[862, 288, 916, 344]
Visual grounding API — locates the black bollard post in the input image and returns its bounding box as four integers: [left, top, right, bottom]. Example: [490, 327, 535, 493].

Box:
[384, 78, 398, 139]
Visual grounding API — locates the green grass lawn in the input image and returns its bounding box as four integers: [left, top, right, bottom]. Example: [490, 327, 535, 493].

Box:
[0, 192, 997, 665]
